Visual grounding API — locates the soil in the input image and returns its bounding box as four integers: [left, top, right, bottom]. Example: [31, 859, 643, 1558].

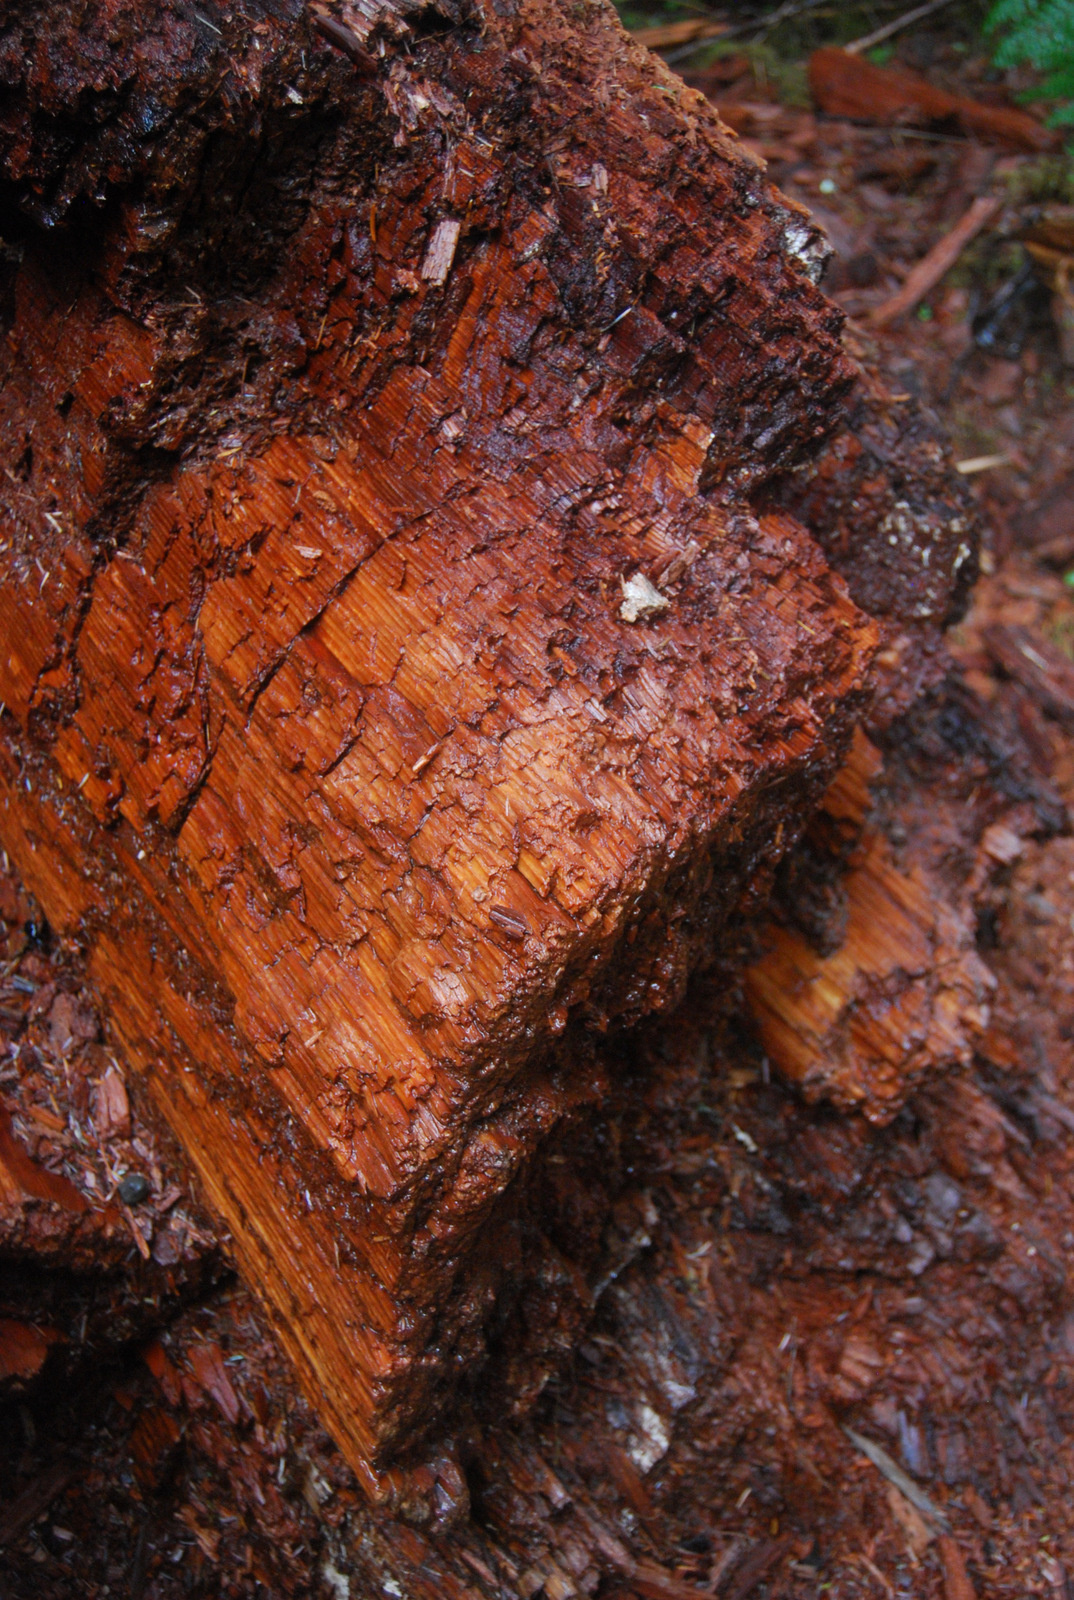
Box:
[3, 12, 1074, 1600]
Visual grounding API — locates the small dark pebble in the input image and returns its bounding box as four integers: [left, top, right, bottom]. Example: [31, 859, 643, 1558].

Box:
[118, 1173, 151, 1206]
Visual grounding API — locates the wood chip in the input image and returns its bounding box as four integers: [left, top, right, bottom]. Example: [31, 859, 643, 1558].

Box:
[886, 1481, 935, 1561]
[955, 453, 1011, 475]
[421, 218, 461, 286]
[92, 1065, 130, 1139]
[983, 622, 1074, 732]
[619, 572, 669, 623]
[187, 1341, 242, 1423]
[938, 1535, 977, 1600]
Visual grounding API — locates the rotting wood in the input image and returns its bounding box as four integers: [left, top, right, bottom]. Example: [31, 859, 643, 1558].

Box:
[747, 681, 1062, 1121]
[745, 729, 994, 1122]
[0, 0, 980, 1499]
[809, 46, 1060, 153]
[767, 355, 981, 724]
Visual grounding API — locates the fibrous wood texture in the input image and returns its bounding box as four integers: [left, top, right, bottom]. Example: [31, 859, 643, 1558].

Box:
[0, 0, 976, 1492]
[745, 682, 1061, 1123]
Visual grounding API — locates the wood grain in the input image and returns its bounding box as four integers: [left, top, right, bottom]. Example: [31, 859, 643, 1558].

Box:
[0, 0, 975, 1493]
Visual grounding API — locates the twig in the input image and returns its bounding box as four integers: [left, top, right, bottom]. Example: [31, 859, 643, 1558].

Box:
[853, 1551, 895, 1597]
[844, 0, 958, 56]
[955, 453, 1012, 475]
[746, 0, 828, 42]
[870, 194, 1001, 327]
[843, 1427, 949, 1528]
[661, 0, 825, 64]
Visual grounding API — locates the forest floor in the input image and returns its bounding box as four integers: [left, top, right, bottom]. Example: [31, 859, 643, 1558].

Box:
[3, 8, 1074, 1599]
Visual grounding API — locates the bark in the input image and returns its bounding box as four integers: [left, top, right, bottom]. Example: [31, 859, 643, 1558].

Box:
[0, 0, 979, 1494]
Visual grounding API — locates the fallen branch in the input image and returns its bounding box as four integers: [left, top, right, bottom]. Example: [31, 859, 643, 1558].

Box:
[844, 0, 958, 56]
[870, 194, 1001, 327]
[630, 17, 727, 49]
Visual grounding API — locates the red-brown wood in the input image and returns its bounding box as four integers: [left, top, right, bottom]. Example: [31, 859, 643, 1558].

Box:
[0, 0, 976, 1492]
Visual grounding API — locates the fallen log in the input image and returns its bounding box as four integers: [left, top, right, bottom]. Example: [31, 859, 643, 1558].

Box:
[0, 0, 978, 1497]
[808, 45, 1061, 153]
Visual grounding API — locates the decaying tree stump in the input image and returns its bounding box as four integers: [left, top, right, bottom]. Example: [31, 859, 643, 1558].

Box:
[0, 0, 982, 1496]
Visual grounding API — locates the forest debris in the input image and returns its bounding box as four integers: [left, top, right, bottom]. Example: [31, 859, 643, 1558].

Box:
[871, 195, 1001, 326]
[844, 1427, 949, 1529]
[809, 47, 1060, 152]
[955, 453, 1011, 475]
[630, 18, 728, 49]
[844, 0, 957, 55]
[619, 572, 669, 622]
[0, 1464, 75, 1548]
[937, 1534, 977, 1600]
[983, 622, 1074, 731]
[420, 218, 461, 285]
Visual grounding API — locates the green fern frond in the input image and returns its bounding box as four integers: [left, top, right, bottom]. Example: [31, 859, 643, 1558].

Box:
[985, 0, 1074, 127]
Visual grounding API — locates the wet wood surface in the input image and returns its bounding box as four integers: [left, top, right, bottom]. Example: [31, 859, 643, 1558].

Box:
[0, 0, 977, 1492]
